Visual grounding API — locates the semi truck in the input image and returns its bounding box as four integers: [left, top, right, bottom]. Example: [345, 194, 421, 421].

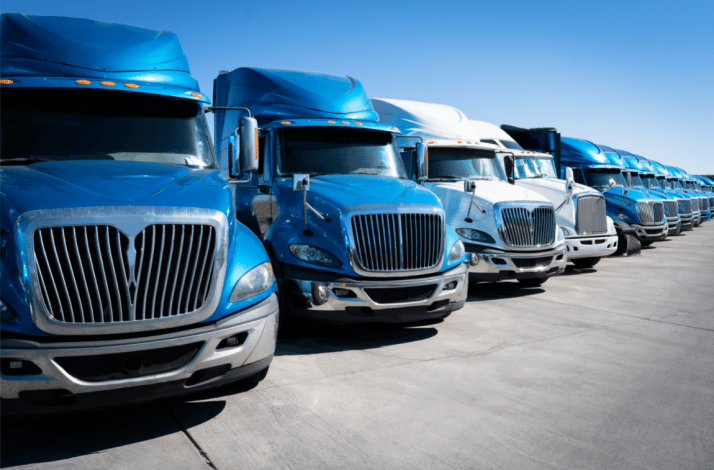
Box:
[371, 99, 567, 287]
[212, 68, 469, 325]
[0, 14, 279, 415]
[666, 166, 701, 226]
[470, 122, 618, 269]
[614, 151, 682, 235]
[676, 168, 710, 221]
[695, 177, 714, 208]
[598, 146, 679, 240]
[648, 160, 698, 229]
[557, 138, 668, 253]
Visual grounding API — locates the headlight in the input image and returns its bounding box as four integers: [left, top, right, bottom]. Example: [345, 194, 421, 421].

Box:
[615, 213, 636, 222]
[289, 244, 341, 267]
[448, 240, 466, 262]
[230, 262, 274, 302]
[456, 228, 496, 244]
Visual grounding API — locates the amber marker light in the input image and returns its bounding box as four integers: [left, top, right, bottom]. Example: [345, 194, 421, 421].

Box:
[191, 92, 203, 98]
[355, 122, 362, 126]
[75, 79, 91, 85]
[281, 121, 291, 125]
[327, 120, 336, 124]
[341, 121, 349, 124]
[124, 83, 139, 89]
[100, 81, 115, 86]
[428, 141, 435, 144]
[0, 79, 13, 85]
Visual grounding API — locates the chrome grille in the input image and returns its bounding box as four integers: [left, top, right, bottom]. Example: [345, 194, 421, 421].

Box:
[662, 200, 678, 218]
[709, 197, 714, 208]
[350, 213, 443, 272]
[34, 224, 217, 324]
[499, 206, 556, 247]
[691, 198, 699, 212]
[636, 201, 664, 225]
[700, 197, 709, 212]
[677, 198, 692, 215]
[575, 195, 607, 234]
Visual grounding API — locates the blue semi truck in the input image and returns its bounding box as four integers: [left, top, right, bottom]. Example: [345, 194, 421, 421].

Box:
[676, 168, 710, 221]
[212, 68, 468, 325]
[666, 166, 702, 226]
[695, 177, 714, 208]
[0, 15, 278, 414]
[634, 156, 694, 231]
[602, 147, 681, 237]
[648, 160, 699, 228]
[613, 150, 682, 235]
[559, 138, 667, 253]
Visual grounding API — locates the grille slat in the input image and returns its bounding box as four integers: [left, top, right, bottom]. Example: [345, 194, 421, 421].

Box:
[663, 200, 678, 218]
[351, 212, 443, 273]
[499, 206, 556, 247]
[34, 223, 216, 325]
[691, 198, 699, 212]
[700, 197, 709, 211]
[678, 198, 692, 215]
[575, 195, 607, 234]
[636, 201, 664, 225]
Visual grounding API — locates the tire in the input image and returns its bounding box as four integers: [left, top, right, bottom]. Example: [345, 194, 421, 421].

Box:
[518, 278, 547, 288]
[572, 257, 600, 269]
[239, 366, 269, 385]
[641, 240, 654, 247]
[614, 227, 628, 255]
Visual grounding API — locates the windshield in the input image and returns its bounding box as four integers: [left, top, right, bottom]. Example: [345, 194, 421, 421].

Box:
[583, 169, 627, 188]
[669, 179, 684, 190]
[500, 140, 523, 150]
[628, 172, 646, 189]
[514, 157, 557, 179]
[1, 88, 214, 168]
[277, 127, 405, 178]
[642, 175, 662, 190]
[427, 147, 506, 182]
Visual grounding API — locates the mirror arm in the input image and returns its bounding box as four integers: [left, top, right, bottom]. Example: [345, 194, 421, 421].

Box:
[299, 178, 330, 235]
[204, 106, 252, 117]
[465, 185, 486, 222]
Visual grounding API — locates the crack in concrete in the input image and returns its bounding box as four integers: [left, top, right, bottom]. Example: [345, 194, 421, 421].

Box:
[167, 406, 218, 470]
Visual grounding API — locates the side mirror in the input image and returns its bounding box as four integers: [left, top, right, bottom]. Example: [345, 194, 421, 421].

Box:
[565, 167, 575, 193]
[292, 174, 309, 191]
[415, 142, 428, 182]
[235, 116, 259, 176]
[464, 180, 476, 192]
[503, 155, 515, 184]
[608, 179, 616, 189]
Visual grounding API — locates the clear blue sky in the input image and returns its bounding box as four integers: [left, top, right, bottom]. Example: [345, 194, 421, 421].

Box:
[3, 0, 713, 173]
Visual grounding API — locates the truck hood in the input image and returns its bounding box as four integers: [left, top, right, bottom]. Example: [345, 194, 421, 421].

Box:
[276, 174, 441, 212]
[426, 179, 549, 207]
[1, 161, 230, 215]
[515, 177, 598, 206]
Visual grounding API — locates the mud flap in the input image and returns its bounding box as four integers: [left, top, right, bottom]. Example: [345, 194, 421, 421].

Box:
[613, 221, 641, 257]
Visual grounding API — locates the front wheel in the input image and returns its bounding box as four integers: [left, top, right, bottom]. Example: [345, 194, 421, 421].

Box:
[572, 257, 600, 269]
[518, 278, 547, 288]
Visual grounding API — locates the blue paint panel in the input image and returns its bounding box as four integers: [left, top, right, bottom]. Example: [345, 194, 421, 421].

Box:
[1, 13, 206, 102]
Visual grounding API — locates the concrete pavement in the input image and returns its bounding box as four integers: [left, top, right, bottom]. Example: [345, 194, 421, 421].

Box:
[2, 224, 713, 469]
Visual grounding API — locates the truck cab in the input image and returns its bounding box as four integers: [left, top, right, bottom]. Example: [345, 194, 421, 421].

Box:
[0, 15, 278, 414]
[648, 160, 696, 230]
[213, 68, 468, 326]
[615, 151, 682, 235]
[666, 166, 702, 226]
[558, 138, 668, 251]
[470, 121, 618, 269]
[371, 99, 567, 288]
[600, 146, 678, 240]
[676, 168, 710, 221]
[695, 177, 714, 209]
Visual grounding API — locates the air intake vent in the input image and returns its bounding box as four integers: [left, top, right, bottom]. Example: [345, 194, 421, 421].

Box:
[498, 206, 556, 248]
[575, 195, 607, 234]
[636, 201, 664, 225]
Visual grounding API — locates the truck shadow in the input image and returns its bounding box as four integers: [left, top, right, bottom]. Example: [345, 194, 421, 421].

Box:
[0, 400, 225, 468]
[467, 282, 545, 300]
[275, 321, 439, 357]
[559, 265, 598, 276]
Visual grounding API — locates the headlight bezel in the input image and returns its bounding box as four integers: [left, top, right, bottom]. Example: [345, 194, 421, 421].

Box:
[289, 244, 341, 267]
[614, 213, 637, 223]
[229, 262, 275, 303]
[448, 240, 466, 262]
[456, 228, 496, 244]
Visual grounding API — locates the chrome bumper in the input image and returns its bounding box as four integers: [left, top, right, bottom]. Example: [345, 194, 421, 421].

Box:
[0, 294, 279, 402]
[565, 234, 618, 260]
[693, 211, 701, 226]
[630, 222, 668, 241]
[666, 217, 681, 235]
[679, 215, 693, 231]
[284, 263, 468, 324]
[467, 244, 567, 281]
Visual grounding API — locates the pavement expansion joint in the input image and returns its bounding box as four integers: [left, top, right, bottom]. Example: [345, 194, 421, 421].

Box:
[167, 406, 218, 470]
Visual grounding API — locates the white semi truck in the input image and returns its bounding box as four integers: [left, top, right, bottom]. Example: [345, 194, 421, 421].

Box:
[470, 121, 618, 268]
[372, 99, 567, 287]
